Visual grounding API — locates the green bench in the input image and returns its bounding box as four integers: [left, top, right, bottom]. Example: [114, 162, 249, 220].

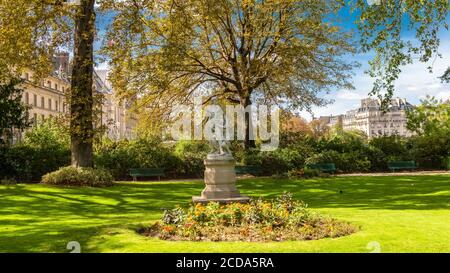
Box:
[387, 161, 417, 172]
[129, 168, 165, 181]
[306, 163, 336, 173]
[235, 165, 263, 176]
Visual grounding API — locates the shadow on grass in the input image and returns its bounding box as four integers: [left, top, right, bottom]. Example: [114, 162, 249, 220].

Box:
[239, 175, 450, 210]
[0, 175, 449, 252]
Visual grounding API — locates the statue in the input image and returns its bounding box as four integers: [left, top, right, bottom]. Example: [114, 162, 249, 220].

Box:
[192, 96, 249, 204]
[204, 97, 232, 157]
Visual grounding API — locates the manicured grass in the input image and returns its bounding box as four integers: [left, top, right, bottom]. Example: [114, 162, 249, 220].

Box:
[1, 175, 449, 253]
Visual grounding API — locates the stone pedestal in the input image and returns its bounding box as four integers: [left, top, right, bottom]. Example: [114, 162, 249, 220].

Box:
[192, 154, 250, 204]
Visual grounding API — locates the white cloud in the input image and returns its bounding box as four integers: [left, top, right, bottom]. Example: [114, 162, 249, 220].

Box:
[336, 91, 366, 100]
[435, 91, 450, 101]
[301, 39, 450, 120]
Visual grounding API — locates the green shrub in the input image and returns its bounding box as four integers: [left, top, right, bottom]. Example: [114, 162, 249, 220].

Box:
[307, 150, 371, 173]
[1, 143, 70, 181]
[174, 141, 210, 177]
[408, 135, 450, 169]
[94, 139, 138, 180]
[302, 168, 322, 178]
[1, 119, 71, 181]
[94, 137, 181, 179]
[241, 148, 262, 166]
[0, 145, 15, 179]
[42, 166, 113, 187]
[260, 148, 305, 175]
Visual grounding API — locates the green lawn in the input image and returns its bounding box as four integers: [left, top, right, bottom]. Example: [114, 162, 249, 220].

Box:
[1, 175, 449, 253]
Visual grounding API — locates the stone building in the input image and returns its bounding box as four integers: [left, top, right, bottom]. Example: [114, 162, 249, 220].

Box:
[95, 69, 138, 140]
[19, 68, 70, 129]
[342, 98, 414, 138]
[12, 55, 137, 142]
[316, 97, 414, 138]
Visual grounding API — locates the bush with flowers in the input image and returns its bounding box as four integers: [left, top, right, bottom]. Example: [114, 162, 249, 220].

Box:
[139, 192, 357, 241]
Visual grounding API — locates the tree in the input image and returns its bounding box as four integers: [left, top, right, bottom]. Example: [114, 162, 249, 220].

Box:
[406, 96, 450, 137]
[309, 119, 331, 140]
[102, 0, 357, 149]
[0, 0, 96, 167]
[70, 0, 96, 167]
[0, 78, 31, 144]
[353, 0, 449, 105]
[406, 96, 450, 168]
[440, 67, 450, 83]
[102, 0, 448, 148]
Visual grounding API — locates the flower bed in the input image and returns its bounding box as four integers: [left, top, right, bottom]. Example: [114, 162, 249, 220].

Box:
[139, 193, 357, 242]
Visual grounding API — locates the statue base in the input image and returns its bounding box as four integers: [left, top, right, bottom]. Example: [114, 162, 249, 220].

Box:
[192, 154, 250, 204]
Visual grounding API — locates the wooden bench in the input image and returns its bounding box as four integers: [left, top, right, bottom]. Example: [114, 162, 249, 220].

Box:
[129, 168, 165, 181]
[306, 163, 336, 173]
[387, 161, 417, 172]
[235, 165, 263, 176]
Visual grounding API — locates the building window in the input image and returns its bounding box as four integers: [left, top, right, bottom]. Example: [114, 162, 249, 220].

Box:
[25, 92, 29, 104]
[55, 83, 58, 91]
[41, 97, 45, 108]
[33, 94, 37, 106]
[47, 81, 52, 88]
[55, 101, 59, 112]
[63, 103, 66, 113]
[25, 73, 29, 81]
[41, 114, 45, 121]
[34, 113, 37, 125]
[48, 98, 52, 110]
[62, 86, 65, 92]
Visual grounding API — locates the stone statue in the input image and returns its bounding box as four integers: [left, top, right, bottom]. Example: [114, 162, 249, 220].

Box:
[205, 97, 232, 157]
[192, 96, 249, 204]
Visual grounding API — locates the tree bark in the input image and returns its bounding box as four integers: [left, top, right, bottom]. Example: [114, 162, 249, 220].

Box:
[241, 94, 256, 150]
[70, 0, 95, 167]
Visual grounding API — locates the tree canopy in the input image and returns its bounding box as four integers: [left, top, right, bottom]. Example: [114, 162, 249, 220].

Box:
[0, 0, 448, 148]
[407, 96, 450, 137]
[101, 0, 449, 117]
[0, 79, 31, 144]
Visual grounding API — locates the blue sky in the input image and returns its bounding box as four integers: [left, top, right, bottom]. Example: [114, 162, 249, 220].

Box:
[94, 6, 450, 121]
[299, 8, 450, 120]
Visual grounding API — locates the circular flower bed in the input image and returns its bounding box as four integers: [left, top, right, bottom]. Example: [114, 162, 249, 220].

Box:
[139, 192, 357, 242]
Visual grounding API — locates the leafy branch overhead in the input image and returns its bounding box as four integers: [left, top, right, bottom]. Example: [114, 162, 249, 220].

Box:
[354, 0, 449, 105]
[101, 0, 357, 114]
[101, 0, 448, 113]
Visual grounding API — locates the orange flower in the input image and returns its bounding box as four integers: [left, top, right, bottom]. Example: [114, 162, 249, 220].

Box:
[163, 226, 174, 232]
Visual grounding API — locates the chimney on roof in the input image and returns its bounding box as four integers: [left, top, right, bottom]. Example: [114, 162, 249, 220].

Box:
[53, 51, 70, 78]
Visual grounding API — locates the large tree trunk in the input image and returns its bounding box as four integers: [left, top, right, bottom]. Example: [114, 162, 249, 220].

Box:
[70, 0, 95, 167]
[241, 95, 256, 150]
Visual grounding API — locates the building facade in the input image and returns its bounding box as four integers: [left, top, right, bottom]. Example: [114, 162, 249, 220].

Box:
[318, 97, 414, 138]
[13, 57, 137, 142]
[19, 69, 70, 128]
[95, 69, 138, 140]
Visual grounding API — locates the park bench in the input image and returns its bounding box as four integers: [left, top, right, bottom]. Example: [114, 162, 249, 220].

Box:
[129, 168, 165, 181]
[306, 163, 336, 173]
[387, 161, 417, 172]
[235, 165, 263, 176]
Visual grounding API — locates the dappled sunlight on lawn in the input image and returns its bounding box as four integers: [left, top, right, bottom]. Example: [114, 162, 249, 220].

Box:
[0, 175, 449, 252]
